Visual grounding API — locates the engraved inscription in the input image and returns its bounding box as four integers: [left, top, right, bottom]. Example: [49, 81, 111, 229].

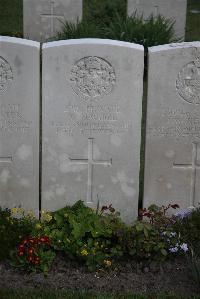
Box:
[0, 57, 13, 94]
[52, 103, 132, 136]
[148, 108, 200, 138]
[176, 56, 200, 104]
[173, 142, 200, 206]
[0, 104, 31, 133]
[70, 56, 116, 101]
[69, 138, 112, 203]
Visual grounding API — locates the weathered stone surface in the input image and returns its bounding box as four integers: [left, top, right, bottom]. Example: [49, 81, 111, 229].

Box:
[144, 42, 200, 211]
[23, 0, 82, 42]
[42, 39, 144, 223]
[127, 0, 187, 39]
[0, 36, 40, 215]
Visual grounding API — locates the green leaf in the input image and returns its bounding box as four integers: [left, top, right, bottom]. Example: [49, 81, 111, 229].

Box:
[136, 223, 144, 232]
[144, 227, 149, 238]
[161, 249, 168, 256]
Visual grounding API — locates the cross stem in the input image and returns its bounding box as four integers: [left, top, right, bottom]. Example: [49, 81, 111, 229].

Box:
[154, 5, 159, 16]
[40, 1, 64, 36]
[69, 138, 112, 203]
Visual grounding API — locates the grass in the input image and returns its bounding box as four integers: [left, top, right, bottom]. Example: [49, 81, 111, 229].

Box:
[0, 0, 23, 37]
[0, 0, 199, 41]
[0, 289, 199, 299]
[185, 0, 200, 41]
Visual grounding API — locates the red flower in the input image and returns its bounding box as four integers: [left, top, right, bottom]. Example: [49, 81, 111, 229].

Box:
[18, 245, 24, 250]
[27, 256, 33, 262]
[22, 239, 28, 245]
[39, 236, 50, 244]
[18, 251, 24, 257]
[28, 249, 34, 255]
[29, 238, 35, 244]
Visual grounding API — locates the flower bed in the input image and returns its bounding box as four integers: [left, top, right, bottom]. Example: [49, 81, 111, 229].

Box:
[0, 201, 199, 296]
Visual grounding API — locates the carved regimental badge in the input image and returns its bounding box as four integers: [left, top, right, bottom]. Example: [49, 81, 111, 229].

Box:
[176, 50, 200, 104]
[70, 56, 116, 101]
[0, 57, 13, 95]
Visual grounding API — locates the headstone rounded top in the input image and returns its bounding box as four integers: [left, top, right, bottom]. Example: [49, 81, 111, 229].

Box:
[0, 36, 40, 48]
[42, 38, 144, 51]
[149, 41, 200, 53]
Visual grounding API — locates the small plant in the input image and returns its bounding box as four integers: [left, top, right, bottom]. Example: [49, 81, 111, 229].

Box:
[54, 20, 101, 41]
[173, 206, 200, 255]
[11, 236, 55, 274]
[0, 207, 36, 261]
[124, 204, 181, 262]
[33, 201, 125, 271]
[125, 220, 168, 262]
[55, 12, 178, 49]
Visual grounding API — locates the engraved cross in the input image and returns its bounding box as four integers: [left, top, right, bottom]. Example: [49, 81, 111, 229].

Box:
[69, 138, 112, 204]
[0, 155, 12, 166]
[173, 142, 200, 206]
[40, 1, 64, 36]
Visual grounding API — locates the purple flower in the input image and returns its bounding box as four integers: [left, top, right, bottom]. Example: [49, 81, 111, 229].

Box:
[180, 243, 188, 252]
[174, 209, 192, 219]
[169, 247, 178, 253]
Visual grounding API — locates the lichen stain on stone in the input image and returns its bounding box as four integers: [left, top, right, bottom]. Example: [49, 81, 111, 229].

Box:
[0, 169, 11, 184]
[20, 178, 30, 188]
[111, 135, 122, 147]
[16, 144, 32, 161]
[165, 150, 175, 158]
[111, 170, 135, 197]
[43, 190, 55, 201]
[55, 185, 66, 196]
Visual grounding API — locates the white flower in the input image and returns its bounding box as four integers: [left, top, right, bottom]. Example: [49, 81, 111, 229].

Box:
[170, 232, 176, 237]
[180, 243, 188, 252]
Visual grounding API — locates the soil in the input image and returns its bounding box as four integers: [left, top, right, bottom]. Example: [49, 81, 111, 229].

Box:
[0, 253, 199, 297]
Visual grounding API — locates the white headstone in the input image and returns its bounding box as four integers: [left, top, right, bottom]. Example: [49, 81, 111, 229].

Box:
[42, 39, 144, 223]
[23, 0, 82, 42]
[144, 42, 200, 211]
[0, 36, 40, 215]
[127, 0, 187, 39]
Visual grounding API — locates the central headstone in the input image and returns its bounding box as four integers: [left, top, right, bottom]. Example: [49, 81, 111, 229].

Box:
[23, 0, 82, 42]
[127, 0, 187, 39]
[144, 42, 200, 211]
[42, 39, 144, 223]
